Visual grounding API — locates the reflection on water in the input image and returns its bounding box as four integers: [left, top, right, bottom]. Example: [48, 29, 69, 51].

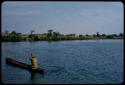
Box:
[31, 71, 36, 80]
[30, 70, 44, 80]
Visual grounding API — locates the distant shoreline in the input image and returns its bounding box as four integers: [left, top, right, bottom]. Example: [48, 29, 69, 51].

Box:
[2, 30, 124, 42]
[1, 38, 123, 42]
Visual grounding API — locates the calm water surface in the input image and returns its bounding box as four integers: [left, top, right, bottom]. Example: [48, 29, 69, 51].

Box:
[2, 40, 123, 84]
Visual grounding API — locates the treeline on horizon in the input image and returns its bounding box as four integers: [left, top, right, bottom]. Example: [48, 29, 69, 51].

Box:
[1, 29, 124, 42]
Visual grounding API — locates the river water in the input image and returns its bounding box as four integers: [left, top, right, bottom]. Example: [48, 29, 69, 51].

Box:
[1, 40, 123, 84]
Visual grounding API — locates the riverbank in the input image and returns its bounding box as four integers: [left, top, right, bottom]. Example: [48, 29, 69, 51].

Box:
[1, 30, 124, 42]
[1, 38, 123, 42]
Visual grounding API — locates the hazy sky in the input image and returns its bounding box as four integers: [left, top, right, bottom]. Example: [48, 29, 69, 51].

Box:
[2, 1, 123, 35]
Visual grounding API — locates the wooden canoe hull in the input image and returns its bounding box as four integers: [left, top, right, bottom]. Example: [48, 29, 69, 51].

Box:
[6, 58, 44, 74]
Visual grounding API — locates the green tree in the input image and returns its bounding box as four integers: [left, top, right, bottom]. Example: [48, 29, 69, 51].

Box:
[86, 34, 89, 37]
[10, 31, 22, 41]
[102, 34, 106, 37]
[93, 34, 97, 38]
[66, 34, 76, 37]
[79, 35, 83, 38]
[11, 31, 17, 35]
[34, 35, 39, 41]
[53, 32, 60, 37]
[112, 34, 117, 37]
[106, 35, 113, 39]
[119, 33, 123, 36]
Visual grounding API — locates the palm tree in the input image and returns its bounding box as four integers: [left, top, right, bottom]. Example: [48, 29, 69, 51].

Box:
[29, 30, 35, 38]
[47, 29, 53, 37]
[96, 32, 100, 37]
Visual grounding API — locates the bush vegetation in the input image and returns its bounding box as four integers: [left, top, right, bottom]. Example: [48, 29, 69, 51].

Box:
[1, 30, 124, 42]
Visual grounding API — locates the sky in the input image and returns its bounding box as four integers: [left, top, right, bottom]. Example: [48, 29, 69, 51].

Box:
[2, 1, 123, 35]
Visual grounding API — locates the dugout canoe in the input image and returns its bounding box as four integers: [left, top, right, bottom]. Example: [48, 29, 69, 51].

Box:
[6, 58, 44, 74]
